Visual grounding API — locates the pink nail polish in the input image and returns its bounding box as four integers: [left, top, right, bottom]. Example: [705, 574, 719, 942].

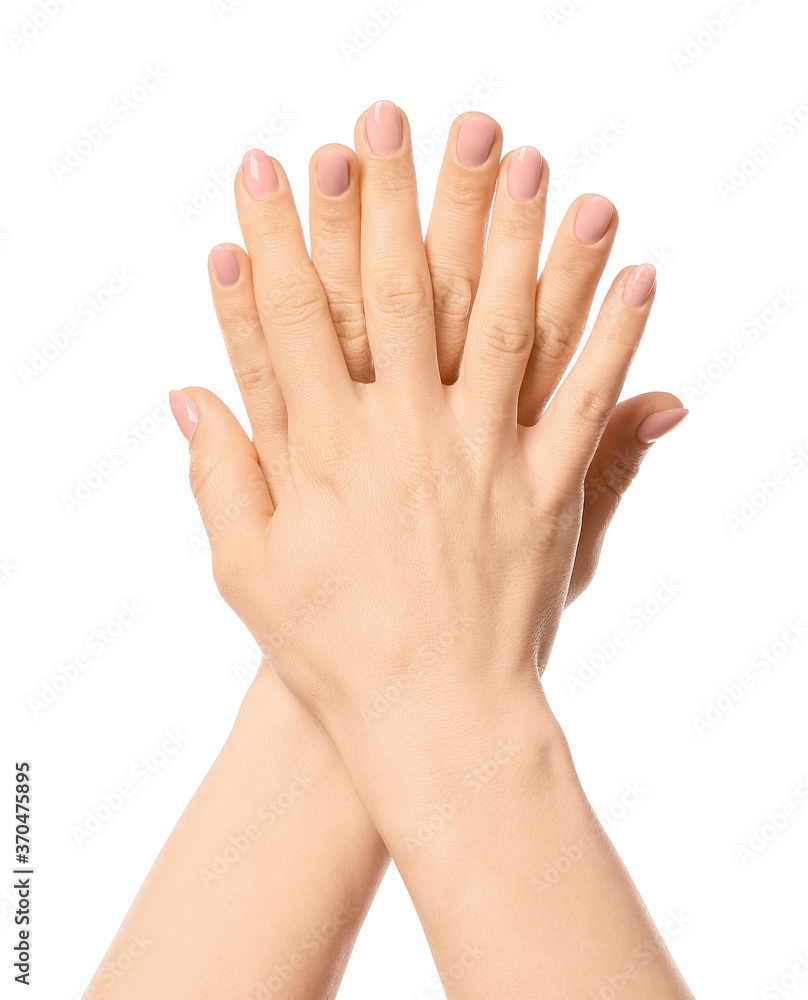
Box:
[574, 196, 614, 244]
[211, 245, 240, 288]
[456, 118, 495, 167]
[242, 148, 279, 200]
[367, 101, 402, 155]
[169, 390, 198, 442]
[317, 149, 350, 197]
[636, 408, 689, 444]
[623, 264, 656, 307]
[508, 146, 543, 201]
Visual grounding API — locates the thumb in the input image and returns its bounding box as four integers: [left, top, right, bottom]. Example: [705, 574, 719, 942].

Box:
[567, 392, 688, 605]
[170, 388, 272, 582]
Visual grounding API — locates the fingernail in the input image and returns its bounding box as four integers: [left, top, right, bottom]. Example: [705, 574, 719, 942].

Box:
[508, 146, 543, 201]
[210, 245, 240, 288]
[574, 196, 614, 244]
[456, 117, 495, 167]
[169, 390, 198, 442]
[623, 264, 656, 307]
[636, 407, 689, 444]
[317, 149, 350, 197]
[242, 148, 279, 200]
[367, 100, 402, 155]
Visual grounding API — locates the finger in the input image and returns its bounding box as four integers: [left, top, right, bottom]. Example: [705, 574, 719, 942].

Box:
[518, 194, 618, 426]
[308, 145, 372, 382]
[566, 392, 689, 604]
[354, 101, 440, 399]
[533, 264, 658, 497]
[235, 149, 353, 423]
[424, 113, 503, 383]
[459, 146, 548, 432]
[208, 243, 288, 500]
[170, 388, 272, 594]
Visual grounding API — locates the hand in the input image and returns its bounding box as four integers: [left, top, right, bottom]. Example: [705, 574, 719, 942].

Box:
[194, 107, 686, 635]
[172, 102, 678, 739]
[165, 103, 694, 1000]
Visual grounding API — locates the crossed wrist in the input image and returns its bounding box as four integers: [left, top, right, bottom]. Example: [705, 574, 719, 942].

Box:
[321, 663, 568, 830]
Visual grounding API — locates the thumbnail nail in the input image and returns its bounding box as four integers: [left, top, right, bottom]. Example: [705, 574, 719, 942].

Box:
[636, 408, 689, 444]
[169, 390, 198, 442]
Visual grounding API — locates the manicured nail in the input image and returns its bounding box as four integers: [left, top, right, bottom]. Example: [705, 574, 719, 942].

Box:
[623, 264, 656, 307]
[636, 408, 689, 444]
[317, 149, 350, 197]
[367, 100, 402, 155]
[574, 196, 614, 244]
[508, 146, 543, 201]
[169, 390, 198, 442]
[456, 117, 495, 167]
[242, 148, 279, 200]
[210, 245, 240, 288]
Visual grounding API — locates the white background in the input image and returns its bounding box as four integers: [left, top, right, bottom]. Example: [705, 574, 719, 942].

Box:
[3, 0, 808, 997]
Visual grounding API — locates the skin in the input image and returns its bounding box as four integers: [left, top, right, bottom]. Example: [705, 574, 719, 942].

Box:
[83, 108, 689, 1000]
[81, 669, 386, 1000]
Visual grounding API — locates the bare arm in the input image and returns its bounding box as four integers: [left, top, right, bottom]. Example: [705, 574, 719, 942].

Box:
[83, 662, 387, 1000]
[339, 678, 694, 999]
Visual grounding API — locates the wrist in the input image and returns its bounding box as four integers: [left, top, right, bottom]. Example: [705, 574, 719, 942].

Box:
[238, 661, 339, 777]
[327, 666, 571, 834]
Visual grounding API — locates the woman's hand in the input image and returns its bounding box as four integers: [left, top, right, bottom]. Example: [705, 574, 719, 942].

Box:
[167, 103, 694, 1000]
[202, 108, 685, 611]
[173, 102, 674, 742]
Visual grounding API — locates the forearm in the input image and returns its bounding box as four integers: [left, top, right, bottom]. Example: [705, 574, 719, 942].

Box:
[83, 662, 387, 1000]
[325, 668, 693, 1000]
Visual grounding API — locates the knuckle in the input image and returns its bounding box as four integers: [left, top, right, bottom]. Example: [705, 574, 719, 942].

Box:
[328, 295, 367, 343]
[533, 311, 579, 365]
[611, 324, 643, 355]
[590, 447, 641, 503]
[501, 201, 545, 243]
[596, 297, 644, 352]
[245, 209, 300, 257]
[551, 247, 591, 281]
[439, 174, 491, 212]
[432, 272, 474, 326]
[234, 359, 274, 394]
[367, 268, 433, 322]
[216, 305, 263, 342]
[569, 382, 613, 427]
[367, 155, 416, 193]
[482, 312, 533, 356]
[312, 199, 353, 230]
[259, 266, 326, 333]
[189, 451, 223, 508]
[190, 462, 258, 605]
